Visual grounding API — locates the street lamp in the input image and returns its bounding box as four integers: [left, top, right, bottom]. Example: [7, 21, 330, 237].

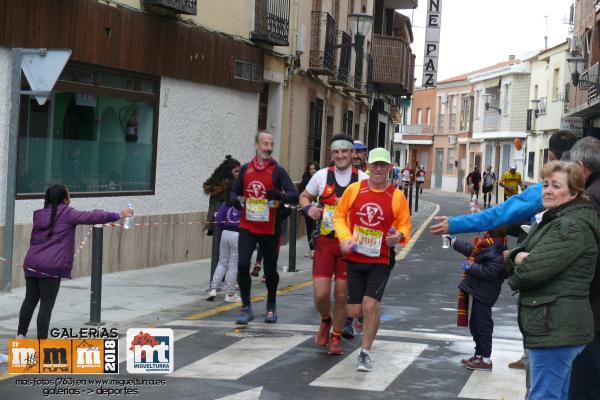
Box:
[335, 12, 374, 50]
[483, 93, 501, 114]
[567, 53, 600, 91]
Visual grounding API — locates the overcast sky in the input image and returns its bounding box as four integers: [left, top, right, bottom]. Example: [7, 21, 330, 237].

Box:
[398, 0, 574, 86]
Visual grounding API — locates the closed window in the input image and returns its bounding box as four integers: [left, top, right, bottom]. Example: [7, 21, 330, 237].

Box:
[17, 63, 159, 197]
[447, 148, 455, 172]
[527, 151, 535, 178]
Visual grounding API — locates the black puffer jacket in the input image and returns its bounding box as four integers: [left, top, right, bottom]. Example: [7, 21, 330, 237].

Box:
[585, 173, 600, 333]
[453, 239, 507, 307]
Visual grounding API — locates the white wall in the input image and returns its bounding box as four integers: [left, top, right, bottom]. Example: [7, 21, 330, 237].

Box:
[0, 55, 259, 223]
[0, 48, 11, 226]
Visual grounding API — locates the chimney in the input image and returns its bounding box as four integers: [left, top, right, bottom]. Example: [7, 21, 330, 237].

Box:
[509, 55, 516, 61]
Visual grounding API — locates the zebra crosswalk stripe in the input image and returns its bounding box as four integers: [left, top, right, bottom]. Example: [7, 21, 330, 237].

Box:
[309, 340, 428, 392]
[171, 334, 310, 380]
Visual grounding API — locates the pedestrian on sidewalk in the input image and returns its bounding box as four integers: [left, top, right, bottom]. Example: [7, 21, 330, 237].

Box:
[443, 228, 507, 371]
[415, 165, 426, 195]
[16, 184, 132, 339]
[466, 166, 482, 200]
[231, 131, 298, 325]
[298, 161, 319, 258]
[503, 160, 599, 400]
[207, 195, 241, 303]
[333, 147, 411, 372]
[481, 166, 496, 208]
[203, 155, 241, 236]
[299, 133, 369, 356]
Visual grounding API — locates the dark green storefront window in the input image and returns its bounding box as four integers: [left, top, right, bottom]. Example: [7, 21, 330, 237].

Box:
[17, 64, 159, 197]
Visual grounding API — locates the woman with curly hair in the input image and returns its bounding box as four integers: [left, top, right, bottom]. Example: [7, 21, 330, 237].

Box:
[203, 155, 241, 236]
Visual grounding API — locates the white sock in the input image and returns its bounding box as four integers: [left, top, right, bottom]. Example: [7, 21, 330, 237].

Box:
[361, 348, 371, 356]
[483, 357, 491, 363]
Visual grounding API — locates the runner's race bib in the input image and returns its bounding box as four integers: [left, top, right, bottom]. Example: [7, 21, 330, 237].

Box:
[246, 198, 269, 222]
[321, 204, 336, 234]
[353, 225, 383, 257]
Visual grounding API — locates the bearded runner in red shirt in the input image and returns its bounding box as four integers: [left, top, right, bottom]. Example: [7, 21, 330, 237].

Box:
[299, 133, 369, 356]
[231, 131, 298, 325]
[333, 147, 411, 372]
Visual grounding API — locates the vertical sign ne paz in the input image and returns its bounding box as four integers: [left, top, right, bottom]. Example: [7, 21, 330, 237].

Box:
[422, 0, 442, 87]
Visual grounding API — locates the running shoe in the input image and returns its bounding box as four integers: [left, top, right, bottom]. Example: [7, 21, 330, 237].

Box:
[327, 335, 343, 355]
[356, 351, 372, 372]
[250, 264, 261, 277]
[460, 355, 479, 366]
[464, 358, 492, 371]
[224, 293, 241, 303]
[341, 318, 355, 339]
[315, 318, 332, 347]
[265, 304, 277, 323]
[206, 289, 217, 301]
[236, 306, 254, 325]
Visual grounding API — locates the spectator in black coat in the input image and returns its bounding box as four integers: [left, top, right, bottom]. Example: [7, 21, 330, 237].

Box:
[568, 137, 600, 400]
[444, 227, 507, 371]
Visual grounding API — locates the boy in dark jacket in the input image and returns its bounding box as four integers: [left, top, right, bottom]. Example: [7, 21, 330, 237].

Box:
[444, 228, 507, 371]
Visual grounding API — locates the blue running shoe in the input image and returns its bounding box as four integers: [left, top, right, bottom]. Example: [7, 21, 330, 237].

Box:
[236, 306, 254, 325]
[342, 318, 355, 339]
[265, 304, 277, 323]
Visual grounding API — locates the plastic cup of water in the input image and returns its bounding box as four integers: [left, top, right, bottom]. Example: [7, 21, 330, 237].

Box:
[442, 236, 450, 249]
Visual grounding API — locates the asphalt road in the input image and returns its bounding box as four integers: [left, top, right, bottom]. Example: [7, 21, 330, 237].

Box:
[0, 190, 526, 400]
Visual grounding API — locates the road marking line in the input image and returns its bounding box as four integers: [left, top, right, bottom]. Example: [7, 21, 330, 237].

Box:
[162, 320, 522, 348]
[171, 335, 310, 380]
[458, 349, 526, 400]
[396, 203, 440, 261]
[215, 387, 264, 400]
[310, 340, 427, 391]
[184, 281, 313, 320]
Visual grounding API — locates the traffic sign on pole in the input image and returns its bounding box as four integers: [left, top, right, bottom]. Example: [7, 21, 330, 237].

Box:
[21, 49, 71, 105]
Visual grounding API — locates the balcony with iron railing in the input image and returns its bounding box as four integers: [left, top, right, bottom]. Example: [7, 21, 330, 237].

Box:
[309, 11, 335, 75]
[393, 124, 433, 143]
[143, 0, 197, 15]
[483, 111, 500, 131]
[356, 55, 373, 98]
[251, 0, 291, 46]
[371, 34, 414, 96]
[328, 31, 351, 87]
[580, 62, 600, 104]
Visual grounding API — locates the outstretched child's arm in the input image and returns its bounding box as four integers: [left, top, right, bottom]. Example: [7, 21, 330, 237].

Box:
[451, 238, 473, 258]
[66, 207, 122, 226]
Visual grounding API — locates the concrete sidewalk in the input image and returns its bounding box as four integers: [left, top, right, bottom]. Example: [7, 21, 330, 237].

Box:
[0, 200, 437, 352]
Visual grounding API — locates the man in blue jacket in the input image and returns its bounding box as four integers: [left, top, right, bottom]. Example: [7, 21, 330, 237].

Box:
[430, 130, 578, 376]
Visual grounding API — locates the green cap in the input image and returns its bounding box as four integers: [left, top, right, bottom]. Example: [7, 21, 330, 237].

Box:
[367, 147, 391, 164]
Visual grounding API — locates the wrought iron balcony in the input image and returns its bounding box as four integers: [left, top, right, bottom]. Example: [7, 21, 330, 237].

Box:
[328, 31, 351, 87]
[372, 34, 414, 96]
[309, 11, 335, 75]
[143, 0, 197, 15]
[251, 0, 290, 46]
[356, 55, 373, 98]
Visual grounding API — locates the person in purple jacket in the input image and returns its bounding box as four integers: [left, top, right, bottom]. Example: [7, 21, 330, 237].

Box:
[17, 184, 132, 339]
[207, 196, 241, 303]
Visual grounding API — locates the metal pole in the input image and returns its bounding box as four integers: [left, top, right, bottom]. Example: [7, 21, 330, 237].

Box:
[495, 182, 499, 205]
[288, 206, 297, 272]
[2, 49, 23, 292]
[415, 183, 420, 213]
[408, 183, 413, 216]
[210, 217, 222, 285]
[87, 225, 104, 325]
